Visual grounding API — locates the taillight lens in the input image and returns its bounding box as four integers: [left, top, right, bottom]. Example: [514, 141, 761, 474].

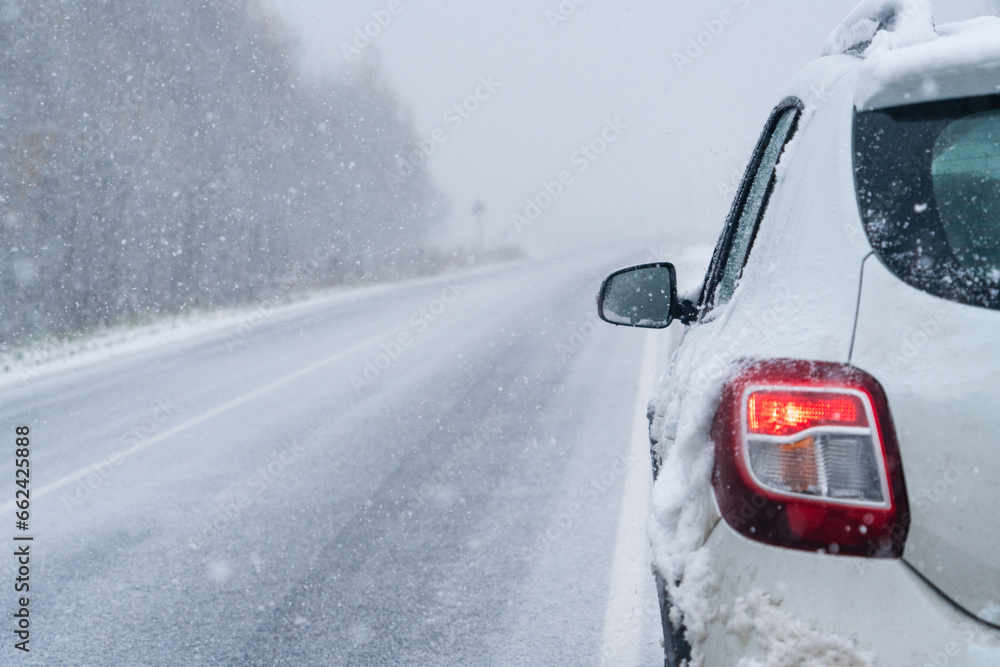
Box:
[712, 360, 909, 557]
[747, 391, 867, 436]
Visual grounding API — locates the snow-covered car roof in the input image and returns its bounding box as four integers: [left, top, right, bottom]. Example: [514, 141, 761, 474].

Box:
[821, 0, 1000, 110]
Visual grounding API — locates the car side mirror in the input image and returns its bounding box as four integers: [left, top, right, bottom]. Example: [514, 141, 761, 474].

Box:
[597, 263, 696, 328]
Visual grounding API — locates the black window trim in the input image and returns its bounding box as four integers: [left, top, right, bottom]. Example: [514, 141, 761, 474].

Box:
[698, 97, 804, 318]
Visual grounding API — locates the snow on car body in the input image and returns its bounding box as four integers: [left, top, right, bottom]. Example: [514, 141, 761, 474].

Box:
[598, 2, 1000, 664]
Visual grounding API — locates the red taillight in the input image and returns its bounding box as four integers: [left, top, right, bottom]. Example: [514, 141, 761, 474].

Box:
[712, 360, 909, 558]
[746, 391, 867, 436]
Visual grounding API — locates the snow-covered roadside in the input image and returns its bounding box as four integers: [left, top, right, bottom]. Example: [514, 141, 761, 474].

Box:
[0, 304, 281, 389]
[598, 329, 667, 666]
[0, 261, 521, 391]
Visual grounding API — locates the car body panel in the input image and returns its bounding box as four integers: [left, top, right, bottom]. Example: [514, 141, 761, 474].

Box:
[851, 256, 1000, 625]
[651, 60, 867, 505]
[663, 57, 869, 403]
[699, 521, 1000, 666]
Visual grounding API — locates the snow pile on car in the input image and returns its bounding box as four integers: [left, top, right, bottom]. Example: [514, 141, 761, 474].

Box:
[822, 0, 936, 57]
[823, 0, 1000, 109]
[726, 591, 876, 667]
[856, 16, 1000, 108]
[646, 309, 748, 665]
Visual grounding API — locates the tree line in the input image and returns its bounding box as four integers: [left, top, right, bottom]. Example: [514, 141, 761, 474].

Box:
[0, 0, 447, 343]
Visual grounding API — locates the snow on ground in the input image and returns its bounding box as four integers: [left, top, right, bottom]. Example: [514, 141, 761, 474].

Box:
[0, 303, 286, 389]
[0, 262, 517, 391]
[0, 253, 666, 665]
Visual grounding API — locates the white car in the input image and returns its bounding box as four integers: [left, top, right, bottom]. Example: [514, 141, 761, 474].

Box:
[598, 1, 1000, 664]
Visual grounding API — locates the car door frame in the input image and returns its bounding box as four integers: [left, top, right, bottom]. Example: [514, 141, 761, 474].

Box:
[653, 97, 805, 667]
[654, 96, 806, 477]
[697, 96, 804, 319]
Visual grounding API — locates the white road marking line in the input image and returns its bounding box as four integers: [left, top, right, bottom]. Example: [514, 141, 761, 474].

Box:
[2, 333, 388, 513]
[598, 329, 661, 666]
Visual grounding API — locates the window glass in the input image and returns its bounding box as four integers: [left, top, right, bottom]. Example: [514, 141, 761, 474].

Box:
[713, 108, 798, 306]
[932, 110, 1000, 281]
[855, 95, 1000, 309]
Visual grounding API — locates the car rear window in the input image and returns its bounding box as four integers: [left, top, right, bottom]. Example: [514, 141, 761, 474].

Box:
[854, 95, 1000, 310]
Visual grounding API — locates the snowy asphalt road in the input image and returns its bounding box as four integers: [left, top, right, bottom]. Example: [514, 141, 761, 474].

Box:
[0, 253, 667, 666]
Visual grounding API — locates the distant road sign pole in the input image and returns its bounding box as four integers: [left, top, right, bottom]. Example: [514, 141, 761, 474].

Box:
[472, 199, 486, 255]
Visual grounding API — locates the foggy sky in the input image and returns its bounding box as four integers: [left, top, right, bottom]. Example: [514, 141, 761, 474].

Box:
[265, 0, 1000, 257]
